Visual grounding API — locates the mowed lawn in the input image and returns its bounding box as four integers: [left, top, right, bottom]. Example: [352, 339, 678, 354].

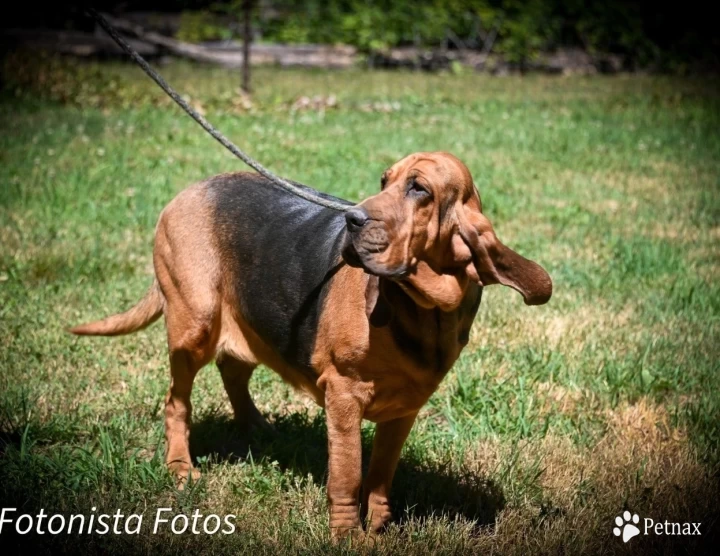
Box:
[1, 60, 719, 554]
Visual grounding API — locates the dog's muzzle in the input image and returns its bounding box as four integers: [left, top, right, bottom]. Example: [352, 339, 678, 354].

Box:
[345, 207, 369, 233]
[344, 208, 389, 259]
[342, 207, 371, 269]
[342, 207, 406, 277]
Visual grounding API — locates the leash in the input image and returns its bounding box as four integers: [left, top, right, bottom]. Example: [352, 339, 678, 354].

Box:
[86, 7, 350, 212]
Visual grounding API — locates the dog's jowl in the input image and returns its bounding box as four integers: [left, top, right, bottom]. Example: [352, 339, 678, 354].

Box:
[71, 152, 552, 538]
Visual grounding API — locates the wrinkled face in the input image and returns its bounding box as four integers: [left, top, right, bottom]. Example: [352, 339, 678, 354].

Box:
[343, 152, 471, 278]
[342, 151, 552, 307]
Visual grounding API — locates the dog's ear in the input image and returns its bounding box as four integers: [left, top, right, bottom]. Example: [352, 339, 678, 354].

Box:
[365, 275, 391, 327]
[365, 275, 380, 319]
[453, 201, 552, 306]
[380, 169, 390, 190]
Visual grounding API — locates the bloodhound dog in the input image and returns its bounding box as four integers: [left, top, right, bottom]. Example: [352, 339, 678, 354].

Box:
[71, 151, 552, 538]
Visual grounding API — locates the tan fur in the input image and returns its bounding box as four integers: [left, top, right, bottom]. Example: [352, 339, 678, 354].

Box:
[71, 153, 551, 540]
[313, 152, 551, 536]
[70, 281, 163, 335]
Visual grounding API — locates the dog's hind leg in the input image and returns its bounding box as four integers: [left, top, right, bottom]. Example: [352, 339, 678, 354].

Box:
[154, 184, 222, 484]
[162, 301, 219, 484]
[216, 354, 271, 432]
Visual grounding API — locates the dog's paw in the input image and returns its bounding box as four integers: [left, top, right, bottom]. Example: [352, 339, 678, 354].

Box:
[168, 462, 201, 489]
[367, 508, 392, 535]
[249, 410, 276, 433]
[236, 406, 276, 436]
[329, 507, 362, 543]
[364, 495, 393, 534]
[330, 524, 365, 545]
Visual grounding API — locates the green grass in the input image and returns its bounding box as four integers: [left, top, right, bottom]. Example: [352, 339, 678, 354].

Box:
[1, 58, 719, 554]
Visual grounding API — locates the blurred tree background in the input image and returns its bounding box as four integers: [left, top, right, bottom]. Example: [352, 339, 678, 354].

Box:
[1, 3, 720, 556]
[2, 1, 717, 73]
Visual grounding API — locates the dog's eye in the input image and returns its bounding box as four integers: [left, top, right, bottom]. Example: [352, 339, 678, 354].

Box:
[408, 179, 430, 198]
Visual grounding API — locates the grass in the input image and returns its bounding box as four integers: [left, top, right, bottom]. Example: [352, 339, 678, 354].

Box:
[1, 56, 719, 554]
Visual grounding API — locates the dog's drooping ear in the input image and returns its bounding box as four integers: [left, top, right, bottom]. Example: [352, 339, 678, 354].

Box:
[365, 275, 392, 327]
[455, 203, 552, 306]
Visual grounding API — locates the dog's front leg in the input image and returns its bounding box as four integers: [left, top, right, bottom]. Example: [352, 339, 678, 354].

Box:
[362, 412, 418, 533]
[324, 376, 364, 539]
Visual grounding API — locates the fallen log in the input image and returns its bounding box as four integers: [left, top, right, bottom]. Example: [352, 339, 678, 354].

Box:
[98, 13, 356, 68]
[1, 28, 159, 57]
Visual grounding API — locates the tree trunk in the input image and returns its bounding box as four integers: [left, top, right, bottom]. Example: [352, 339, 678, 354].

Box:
[241, 0, 254, 94]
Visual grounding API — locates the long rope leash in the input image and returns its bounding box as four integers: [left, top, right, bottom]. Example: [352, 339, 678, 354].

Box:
[86, 7, 350, 212]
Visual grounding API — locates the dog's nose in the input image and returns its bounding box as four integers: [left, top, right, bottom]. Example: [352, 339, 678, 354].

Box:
[345, 207, 369, 231]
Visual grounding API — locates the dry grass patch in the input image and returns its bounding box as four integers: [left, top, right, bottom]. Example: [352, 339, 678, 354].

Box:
[470, 300, 636, 354]
[464, 398, 718, 554]
[536, 381, 586, 417]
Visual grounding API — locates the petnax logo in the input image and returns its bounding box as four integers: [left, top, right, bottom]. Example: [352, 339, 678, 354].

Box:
[612, 511, 701, 543]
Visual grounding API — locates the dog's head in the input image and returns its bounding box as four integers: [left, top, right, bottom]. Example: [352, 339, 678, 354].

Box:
[342, 151, 552, 309]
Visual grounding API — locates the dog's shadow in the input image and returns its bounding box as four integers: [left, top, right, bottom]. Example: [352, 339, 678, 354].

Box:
[190, 411, 505, 529]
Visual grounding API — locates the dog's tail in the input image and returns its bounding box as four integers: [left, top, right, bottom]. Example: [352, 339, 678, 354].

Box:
[70, 281, 164, 336]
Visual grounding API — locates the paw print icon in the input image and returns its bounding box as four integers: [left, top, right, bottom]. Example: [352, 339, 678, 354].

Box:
[614, 511, 641, 543]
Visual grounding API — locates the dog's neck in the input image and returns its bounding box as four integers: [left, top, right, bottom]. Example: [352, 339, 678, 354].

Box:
[367, 276, 481, 375]
[396, 260, 470, 313]
[368, 270, 474, 320]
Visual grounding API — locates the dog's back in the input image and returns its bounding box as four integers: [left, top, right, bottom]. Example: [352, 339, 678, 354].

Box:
[73, 172, 353, 375]
[209, 173, 351, 371]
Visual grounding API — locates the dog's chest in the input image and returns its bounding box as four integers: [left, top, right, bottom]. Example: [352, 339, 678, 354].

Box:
[358, 287, 483, 422]
[360, 362, 447, 422]
[374, 281, 482, 373]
